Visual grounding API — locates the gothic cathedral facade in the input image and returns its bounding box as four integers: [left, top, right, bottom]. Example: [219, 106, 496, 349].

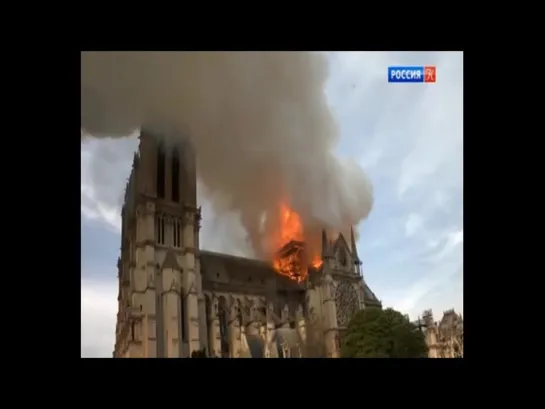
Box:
[113, 130, 381, 358]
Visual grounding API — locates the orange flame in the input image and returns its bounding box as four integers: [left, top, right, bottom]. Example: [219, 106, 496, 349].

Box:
[272, 202, 323, 282]
[311, 254, 323, 269]
[278, 203, 303, 243]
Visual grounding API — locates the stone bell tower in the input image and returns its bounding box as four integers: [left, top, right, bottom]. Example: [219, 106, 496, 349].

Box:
[113, 128, 204, 358]
[304, 229, 341, 358]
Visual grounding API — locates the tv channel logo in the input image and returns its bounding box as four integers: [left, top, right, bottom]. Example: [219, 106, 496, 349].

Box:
[388, 66, 436, 83]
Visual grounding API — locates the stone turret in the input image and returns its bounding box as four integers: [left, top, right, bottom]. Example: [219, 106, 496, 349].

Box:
[113, 129, 204, 358]
[350, 226, 362, 275]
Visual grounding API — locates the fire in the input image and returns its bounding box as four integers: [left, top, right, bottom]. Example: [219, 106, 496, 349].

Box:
[272, 202, 323, 282]
[278, 202, 303, 243]
[311, 254, 323, 269]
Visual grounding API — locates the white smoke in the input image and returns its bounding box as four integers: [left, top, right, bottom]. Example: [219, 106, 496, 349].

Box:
[81, 52, 373, 259]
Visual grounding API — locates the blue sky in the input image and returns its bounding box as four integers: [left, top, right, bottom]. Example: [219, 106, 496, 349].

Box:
[81, 51, 463, 357]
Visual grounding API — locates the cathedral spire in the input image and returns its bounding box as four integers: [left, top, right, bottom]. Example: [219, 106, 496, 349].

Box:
[351, 226, 362, 276]
[350, 226, 360, 263]
[321, 229, 331, 259]
[132, 151, 140, 168]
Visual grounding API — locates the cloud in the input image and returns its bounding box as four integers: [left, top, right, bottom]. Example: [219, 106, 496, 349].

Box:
[391, 227, 463, 314]
[360, 148, 383, 170]
[405, 213, 424, 237]
[81, 183, 121, 233]
[81, 135, 140, 233]
[325, 51, 463, 320]
[429, 229, 463, 263]
[81, 278, 117, 358]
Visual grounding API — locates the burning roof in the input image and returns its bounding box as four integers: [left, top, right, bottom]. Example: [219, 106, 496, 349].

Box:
[271, 203, 323, 283]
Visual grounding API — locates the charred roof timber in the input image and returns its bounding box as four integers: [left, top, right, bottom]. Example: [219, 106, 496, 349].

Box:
[276, 240, 305, 259]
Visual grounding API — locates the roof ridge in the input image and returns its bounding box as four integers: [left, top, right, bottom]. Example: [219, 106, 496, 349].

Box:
[200, 250, 270, 266]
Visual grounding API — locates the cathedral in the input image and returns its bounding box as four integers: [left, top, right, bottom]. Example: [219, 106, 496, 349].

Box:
[415, 309, 464, 358]
[113, 130, 382, 358]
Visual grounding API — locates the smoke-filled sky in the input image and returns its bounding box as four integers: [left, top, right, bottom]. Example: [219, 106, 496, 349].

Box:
[81, 51, 463, 357]
[82, 51, 373, 260]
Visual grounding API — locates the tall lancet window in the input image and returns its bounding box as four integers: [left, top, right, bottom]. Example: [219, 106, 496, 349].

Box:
[172, 218, 181, 248]
[218, 297, 230, 357]
[205, 295, 212, 355]
[156, 142, 166, 199]
[180, 290, 187, 343]
[155, 214, 165, 245]
[171, 148, 180, 203]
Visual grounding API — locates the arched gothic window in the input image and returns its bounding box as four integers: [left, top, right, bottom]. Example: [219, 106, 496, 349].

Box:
[339, 246, 348, 267]
[180, 289, 187, 342]
[205, 295, 212, 355]
[218, 296, 229, 357]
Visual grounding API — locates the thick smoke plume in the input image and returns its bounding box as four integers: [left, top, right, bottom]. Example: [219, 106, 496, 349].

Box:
[81, 52, 373, 259]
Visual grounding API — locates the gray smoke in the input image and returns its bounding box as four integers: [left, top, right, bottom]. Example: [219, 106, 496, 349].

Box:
[81, 51, 373, 259]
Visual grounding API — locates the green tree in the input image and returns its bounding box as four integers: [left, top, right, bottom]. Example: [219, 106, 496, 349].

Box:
[341, 307, 428, 358]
